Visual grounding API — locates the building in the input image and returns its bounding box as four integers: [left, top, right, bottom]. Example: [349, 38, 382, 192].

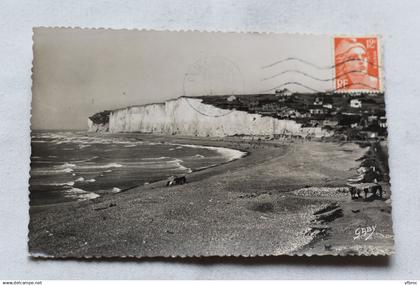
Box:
[309, 106, 326, 115]
[277, 106, 299, 118]
[308, 119, 320, 127]
[261, 103, 278, 112]
[368, 115, 378, 122]
[350, 99, 362, 108]
[313, 97, 323, 106]
[227, 95, 236, 102]
[379, 116, 387, 128]
[322, 119, 338, 127]
[275, 88, 293, 96]
[360, 131, 378, 139]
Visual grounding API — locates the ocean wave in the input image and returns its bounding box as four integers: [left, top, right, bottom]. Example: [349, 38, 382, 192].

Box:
[32, 132, 149, 148]
[64, 187, 100, 201]
[170, 143, 246, 162]
[36, 181, 75, 187]
[178, 165, 191, 172]
[169, 158, 192, 173]
[75, 177, 96, 183]
[75, 177, 85, 182]
[78, 145, 91, 149]
[213, 147, 247, 162]
[123, 158, 191, 172]
[76, 163, 122, 169]
[141, 156, 170, 161]
[58, 162, 76, 168]
[56, 181, 75, 186]
[112, 187, 121, 193]
[72, 156, 98, 163]
[31, 133, 247, 205]
[31, 167, 74, 175]
[115, 159, 185, 170]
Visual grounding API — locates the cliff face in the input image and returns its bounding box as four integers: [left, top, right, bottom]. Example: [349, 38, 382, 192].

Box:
[88, 110, 110, 132]
[88, 119, 109, 132]
[88, 97, 331, 138]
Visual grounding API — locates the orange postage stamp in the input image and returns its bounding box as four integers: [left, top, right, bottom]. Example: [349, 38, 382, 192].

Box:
[334, 37, 381, 91]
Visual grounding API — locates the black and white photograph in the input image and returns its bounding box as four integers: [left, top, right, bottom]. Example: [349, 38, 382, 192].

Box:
[28, 28, 393, 258]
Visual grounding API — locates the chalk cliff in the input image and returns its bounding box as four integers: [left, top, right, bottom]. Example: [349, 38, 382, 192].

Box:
[88, 97, 331, 138]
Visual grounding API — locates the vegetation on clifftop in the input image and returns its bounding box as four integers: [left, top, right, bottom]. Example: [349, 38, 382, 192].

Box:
[89, 110, 110, 125]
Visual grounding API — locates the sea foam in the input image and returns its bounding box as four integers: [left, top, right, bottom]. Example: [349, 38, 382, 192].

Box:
[171, 143, 246, 162]
[77, 163, 122, 169]
[64, 187, 100, 201]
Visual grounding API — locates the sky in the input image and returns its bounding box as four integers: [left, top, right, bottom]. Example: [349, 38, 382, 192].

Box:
[31, 28, 334, 130]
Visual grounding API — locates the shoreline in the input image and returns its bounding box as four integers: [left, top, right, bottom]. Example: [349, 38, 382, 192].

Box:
[29, 135, 393, 257]
[29, 132, 251, 208]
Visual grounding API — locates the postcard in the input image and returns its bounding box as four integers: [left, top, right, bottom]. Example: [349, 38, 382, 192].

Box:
[29, 28, 393, 257]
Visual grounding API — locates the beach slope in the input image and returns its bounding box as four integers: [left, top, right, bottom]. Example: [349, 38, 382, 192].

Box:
[29, 137, 393, 257]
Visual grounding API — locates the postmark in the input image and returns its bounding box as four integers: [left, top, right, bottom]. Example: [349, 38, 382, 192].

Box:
[183, 56, 244, 97]
[182, 56, 244, 117]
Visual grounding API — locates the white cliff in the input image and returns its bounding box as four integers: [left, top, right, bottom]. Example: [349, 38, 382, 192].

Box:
[88, 119, 109, 132]
[88, 97, 331, 138]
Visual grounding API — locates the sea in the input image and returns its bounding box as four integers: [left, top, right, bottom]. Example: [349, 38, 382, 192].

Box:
[30, 131, 245, 206]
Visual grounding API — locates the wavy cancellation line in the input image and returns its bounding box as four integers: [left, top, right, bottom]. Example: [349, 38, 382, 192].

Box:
[261, 69, 370, 82]
[184, 96, 235, 118]
[261, 57, 382, 70]
[183, 81, 379, 118]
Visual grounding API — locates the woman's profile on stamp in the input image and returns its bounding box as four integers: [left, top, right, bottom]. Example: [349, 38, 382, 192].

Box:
[334, 37, 380, 91]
